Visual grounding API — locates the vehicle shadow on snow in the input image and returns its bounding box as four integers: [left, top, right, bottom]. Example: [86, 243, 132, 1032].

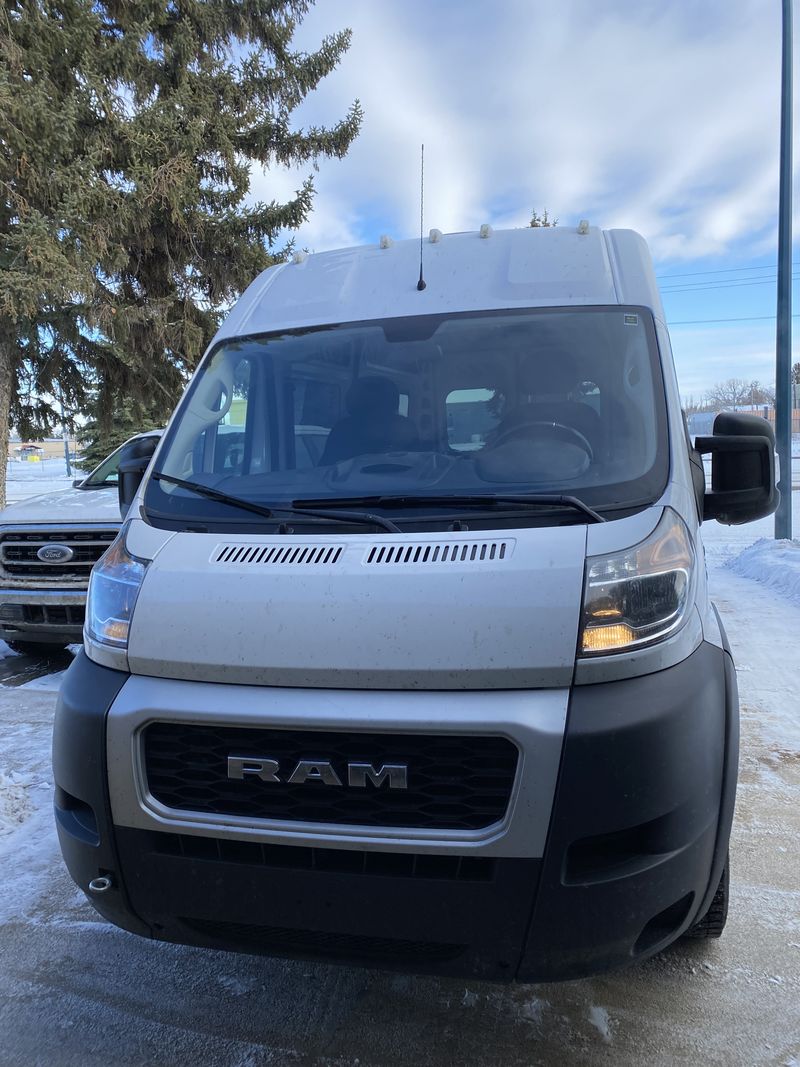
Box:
[0, 642, 75, 689]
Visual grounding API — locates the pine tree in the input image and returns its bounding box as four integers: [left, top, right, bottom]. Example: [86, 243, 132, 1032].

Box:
[77, 396, 165, 472]
[530, 209, 557, 227]
[0, 1, 362, 507]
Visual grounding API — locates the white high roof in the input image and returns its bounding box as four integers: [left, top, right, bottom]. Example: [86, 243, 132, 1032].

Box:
[215, 225, 665, 342]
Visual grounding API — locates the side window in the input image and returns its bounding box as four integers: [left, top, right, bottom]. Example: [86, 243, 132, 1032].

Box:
[84, 445, 123, 486]
[213, 359, 250, 474]
[187, 358, 251, 477]
[446, 388, 501, 451]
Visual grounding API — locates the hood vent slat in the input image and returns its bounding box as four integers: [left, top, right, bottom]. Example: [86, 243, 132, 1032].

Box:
[212, 543, 344, 566]
[212, 539, 512, 567]
[364, 540, 512, 565]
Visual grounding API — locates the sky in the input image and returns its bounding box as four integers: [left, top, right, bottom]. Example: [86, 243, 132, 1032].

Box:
[249, 0, 797, 401]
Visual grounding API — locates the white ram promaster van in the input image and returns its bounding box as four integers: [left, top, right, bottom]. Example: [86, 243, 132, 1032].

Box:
[53, 225, 777, 981]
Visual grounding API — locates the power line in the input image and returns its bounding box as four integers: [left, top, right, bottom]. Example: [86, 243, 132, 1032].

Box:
[661, 275, 800, 294]
[656, 262, 800, 280]
[667, 313, 800, 325]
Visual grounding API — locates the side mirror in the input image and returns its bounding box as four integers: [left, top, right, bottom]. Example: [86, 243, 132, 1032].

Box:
[118, 436, 159, 518]
[696, 412, 779, 525]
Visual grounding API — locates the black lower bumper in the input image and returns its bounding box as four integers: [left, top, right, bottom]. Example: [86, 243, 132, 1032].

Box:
[113, 828, 539, 979]
[54, 640, 738, 981]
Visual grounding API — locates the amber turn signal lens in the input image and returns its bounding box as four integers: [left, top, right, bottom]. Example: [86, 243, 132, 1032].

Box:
[581, 622, 636, 652]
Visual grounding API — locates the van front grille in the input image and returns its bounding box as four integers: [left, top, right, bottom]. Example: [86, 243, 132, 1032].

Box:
[143, 725, 519, 832]
[148, 832, 496, 881]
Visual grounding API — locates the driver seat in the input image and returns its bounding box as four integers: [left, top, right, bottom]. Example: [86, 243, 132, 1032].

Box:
[494, 354, 601, 452]
[320, 377, 418, 465]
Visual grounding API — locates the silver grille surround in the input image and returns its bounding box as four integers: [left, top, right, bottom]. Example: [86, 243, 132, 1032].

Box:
[106, 677, 569, 857]
[0, 525, 119, 585]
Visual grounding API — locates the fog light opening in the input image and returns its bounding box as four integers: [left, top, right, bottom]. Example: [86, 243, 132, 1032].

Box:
[633, 892, 694, 955]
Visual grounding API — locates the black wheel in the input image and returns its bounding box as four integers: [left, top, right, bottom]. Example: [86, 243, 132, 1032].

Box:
[5, 639, 71, 657]
[685, 856, 729, 939]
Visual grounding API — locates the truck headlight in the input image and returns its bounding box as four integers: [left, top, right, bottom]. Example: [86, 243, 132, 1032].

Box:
[85, 527, 148, 648]
[580, 509, 695, 656]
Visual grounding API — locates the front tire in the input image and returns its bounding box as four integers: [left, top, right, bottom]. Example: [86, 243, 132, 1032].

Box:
[684, 856, 729, 939]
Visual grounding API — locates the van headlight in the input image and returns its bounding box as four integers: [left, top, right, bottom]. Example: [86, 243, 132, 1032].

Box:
[580, 509, 695, 656]
[85, 527, 148, 648]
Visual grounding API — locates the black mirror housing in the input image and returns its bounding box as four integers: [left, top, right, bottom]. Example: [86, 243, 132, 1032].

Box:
[118, 436, 159, 518]
[696, 412, 779, 525]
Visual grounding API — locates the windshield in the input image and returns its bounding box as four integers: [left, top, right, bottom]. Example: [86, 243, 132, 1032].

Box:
[146, 307, 669, 527]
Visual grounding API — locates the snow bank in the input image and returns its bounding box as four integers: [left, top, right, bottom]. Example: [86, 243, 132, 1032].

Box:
[726, 538, 800, 606]
[0, 772, 33, 836]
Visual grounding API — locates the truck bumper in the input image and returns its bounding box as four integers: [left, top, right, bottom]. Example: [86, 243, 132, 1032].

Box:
[53, 641, 738, 981]
[0, 587, 86, 644]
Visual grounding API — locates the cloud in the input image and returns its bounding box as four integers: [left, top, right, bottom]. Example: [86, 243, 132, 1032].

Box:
[243, 1, 794, 394]
[251, 0, 787, 265]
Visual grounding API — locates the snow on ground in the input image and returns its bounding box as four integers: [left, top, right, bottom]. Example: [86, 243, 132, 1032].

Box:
[16, 668, 71, 692]
[727, 538, 800, 606]
[4, 458, 80, 505]
[702, 489, 800, 564]
[0, 771, 33, 836]
[0, 687, 61, 929]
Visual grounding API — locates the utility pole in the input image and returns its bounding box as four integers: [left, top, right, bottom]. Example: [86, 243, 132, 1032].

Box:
[775, 0, 793, 539]
[58, 390, 71, 478]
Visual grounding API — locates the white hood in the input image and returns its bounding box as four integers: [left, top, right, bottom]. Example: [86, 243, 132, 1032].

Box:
[0, 487, 121, 525]
[126, 523, 588, 690]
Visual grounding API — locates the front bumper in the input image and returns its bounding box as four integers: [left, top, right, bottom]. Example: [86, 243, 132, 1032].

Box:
[53, 642, 738, 981]
[0, 586, 86, 643]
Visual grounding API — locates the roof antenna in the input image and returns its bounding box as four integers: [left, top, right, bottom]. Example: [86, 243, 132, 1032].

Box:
[416, 143, 427, 291]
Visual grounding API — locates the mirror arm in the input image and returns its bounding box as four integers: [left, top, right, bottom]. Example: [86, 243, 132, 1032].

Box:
[117, 438, 159, 518]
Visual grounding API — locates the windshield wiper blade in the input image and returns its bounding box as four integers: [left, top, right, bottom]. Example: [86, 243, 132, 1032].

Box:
[151, 473, 401, 533]
[152, 472, 279, 521]
[294, 493, 606, 524]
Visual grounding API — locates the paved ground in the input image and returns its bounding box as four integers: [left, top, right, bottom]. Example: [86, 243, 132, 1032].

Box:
[0, 560, 799, 1065]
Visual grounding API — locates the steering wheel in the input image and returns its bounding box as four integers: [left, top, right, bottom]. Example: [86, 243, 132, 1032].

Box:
[491, 420, 594, 463]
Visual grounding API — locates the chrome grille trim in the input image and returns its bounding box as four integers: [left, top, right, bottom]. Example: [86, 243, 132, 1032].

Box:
[0, 525, 118, 582]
